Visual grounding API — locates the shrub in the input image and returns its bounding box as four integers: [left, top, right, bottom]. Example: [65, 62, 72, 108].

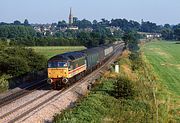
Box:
[3, 56, 30, 76]
[0, 44, 46, 77]
[23, 48, 47, 71]
[129, 51, 139, 61]
[113, 76, 135, 99]
[175, 42, 180, 44]
[129, 52, 142, 71]
[0, 74, 10, 92]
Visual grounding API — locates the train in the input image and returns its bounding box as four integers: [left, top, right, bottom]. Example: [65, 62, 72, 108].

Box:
[47, 41, 125, 89]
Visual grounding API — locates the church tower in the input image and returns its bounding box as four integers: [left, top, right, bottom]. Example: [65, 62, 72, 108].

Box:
[69, 7, 73, 25]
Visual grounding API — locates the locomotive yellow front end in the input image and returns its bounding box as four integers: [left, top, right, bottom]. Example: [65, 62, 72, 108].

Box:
[47, 52, 87, 89]
[48, 68, 68, 79]
[47, 61, 69, 85]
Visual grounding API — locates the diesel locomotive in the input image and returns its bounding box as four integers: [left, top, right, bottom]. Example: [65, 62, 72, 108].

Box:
[47, 41, 124, 89]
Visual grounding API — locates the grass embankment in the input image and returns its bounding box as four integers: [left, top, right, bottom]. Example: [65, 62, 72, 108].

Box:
[53, 50, 160, 123]
[30, 46, 86, 59]
[142, 40, 180, 122]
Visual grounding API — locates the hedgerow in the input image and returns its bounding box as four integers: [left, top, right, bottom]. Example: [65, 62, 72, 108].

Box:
[0, 43, 46, 92]
[0, 44, 46, 77]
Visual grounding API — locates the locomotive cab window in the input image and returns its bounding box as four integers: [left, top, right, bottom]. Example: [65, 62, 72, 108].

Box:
[48, 61, 68, 68]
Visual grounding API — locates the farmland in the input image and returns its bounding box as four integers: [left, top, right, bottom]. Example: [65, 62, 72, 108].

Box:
[142, 40, 180, 121]
[30, 46, 86, 59]
[142, 40, 180, 96]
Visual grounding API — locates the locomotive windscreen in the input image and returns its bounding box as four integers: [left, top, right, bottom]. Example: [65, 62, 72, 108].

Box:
[48, 61, 68, 68]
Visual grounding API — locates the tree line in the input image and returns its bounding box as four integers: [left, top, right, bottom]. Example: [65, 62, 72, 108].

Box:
[58, 18, 180, 40]
[0, 23, 118, 48]
[0, 18, 179, 48]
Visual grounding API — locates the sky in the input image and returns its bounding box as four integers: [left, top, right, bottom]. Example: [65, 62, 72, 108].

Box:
[0, 0, 180, 25]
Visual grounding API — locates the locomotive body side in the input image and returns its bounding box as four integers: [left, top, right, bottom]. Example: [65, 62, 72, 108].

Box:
[68, 57, 87, 78]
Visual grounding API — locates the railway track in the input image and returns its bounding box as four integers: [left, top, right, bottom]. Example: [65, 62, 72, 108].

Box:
[0, 43, 124, 123]
[9, 64, 108, 123]
[0, 79, 48, 108]
[0, 90, 52, 120]
[8, 89, 64, 123]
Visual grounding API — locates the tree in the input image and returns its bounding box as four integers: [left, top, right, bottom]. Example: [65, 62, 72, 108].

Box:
[174, 27, 180, 40]
[0, 46, 46, 77]
[141, 21, 161, 33]
[0, 25, 36, 39]
[161, 28, 174, 40]
[57, 20, 67, 28]
[73, 17, 78, 26]
[92, 20, 98, 25]
[24, 19, 30, 26]
[164, 24, 171, 29]
[13, 20, 21, 25]
[99, 18, 110, 27]
[77, 19, 92, 29]
[122, 31, 140, 52]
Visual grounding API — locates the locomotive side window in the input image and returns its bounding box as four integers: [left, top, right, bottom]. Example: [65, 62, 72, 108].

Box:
[68, 62, 73, 71]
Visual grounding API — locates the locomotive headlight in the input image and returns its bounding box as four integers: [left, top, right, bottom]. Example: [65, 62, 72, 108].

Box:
[62, 78, 68, 84]
[47, 79, 52, 84]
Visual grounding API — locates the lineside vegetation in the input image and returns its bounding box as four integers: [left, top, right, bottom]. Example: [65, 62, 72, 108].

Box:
[53, 50, 157, 123]
[0, 43, 46, 92]
[53, 40, 180, 122]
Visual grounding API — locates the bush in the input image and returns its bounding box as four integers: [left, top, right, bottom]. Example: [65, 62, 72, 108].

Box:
[129, 52, 139, 61]
[0, 44, 46, 77]
[175, 42, 180, 44]
[23, 48, 47, 71]
[129, 52, 142, 71]
[3, 56, 30, 76]
[0, 74, 10, 92]
[113, 76, 135, 99]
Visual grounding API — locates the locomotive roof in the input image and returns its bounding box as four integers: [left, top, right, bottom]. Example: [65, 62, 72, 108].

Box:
[81, 47, 104, 54]
[48, 51, 85, 61]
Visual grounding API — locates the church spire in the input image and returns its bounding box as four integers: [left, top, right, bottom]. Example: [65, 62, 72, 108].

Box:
[69, 7, 73, 25]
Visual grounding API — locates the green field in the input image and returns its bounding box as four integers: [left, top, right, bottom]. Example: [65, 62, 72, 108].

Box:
[142, 40, 180, 96]
[30, 46, 86, 59]
[142, 40, 180, 121]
